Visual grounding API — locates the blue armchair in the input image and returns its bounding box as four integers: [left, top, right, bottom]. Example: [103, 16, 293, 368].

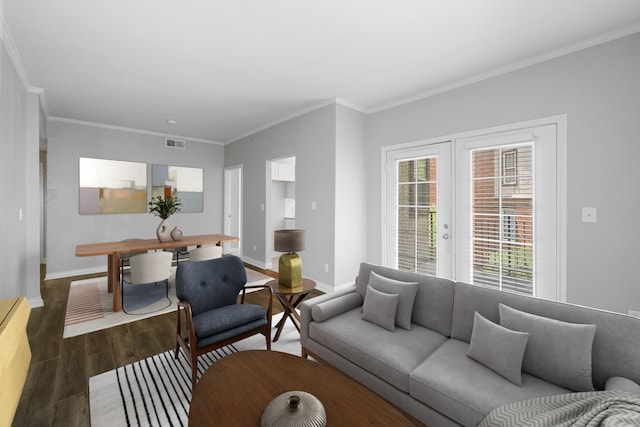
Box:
[174, 255, 273, 389]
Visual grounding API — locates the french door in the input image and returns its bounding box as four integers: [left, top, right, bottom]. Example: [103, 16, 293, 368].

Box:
[385, 122, 560, 299]
[385, 142, 452, 278]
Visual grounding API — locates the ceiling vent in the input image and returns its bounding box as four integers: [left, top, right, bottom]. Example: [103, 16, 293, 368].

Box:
[165, 138, 186, 149]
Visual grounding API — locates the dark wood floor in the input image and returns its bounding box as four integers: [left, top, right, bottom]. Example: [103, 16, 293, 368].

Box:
[12, 264, 322, 427]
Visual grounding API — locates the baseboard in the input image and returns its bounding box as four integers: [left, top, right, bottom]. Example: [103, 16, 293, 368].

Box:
[45, 266, 107, 281]
[241, 255, 269, 270]
[27, 296, 44, 308]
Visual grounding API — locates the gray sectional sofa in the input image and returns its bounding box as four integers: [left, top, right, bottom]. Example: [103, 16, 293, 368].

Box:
[300, 262, 640, 427]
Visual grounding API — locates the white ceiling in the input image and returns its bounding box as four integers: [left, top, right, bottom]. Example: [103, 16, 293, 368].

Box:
[4, 1, 640, 144]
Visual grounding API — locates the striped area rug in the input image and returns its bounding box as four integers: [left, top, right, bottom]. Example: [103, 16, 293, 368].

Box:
[90, 346, 237, 427]
[65, 281, 104, 325]
[90, 312, 299, 427]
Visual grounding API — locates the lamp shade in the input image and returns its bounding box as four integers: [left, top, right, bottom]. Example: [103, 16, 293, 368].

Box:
[274, 229, 305, 253]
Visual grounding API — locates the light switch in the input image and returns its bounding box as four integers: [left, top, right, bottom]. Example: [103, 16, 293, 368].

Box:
[311, 201, 317, 211]
[582, 207, 597, 223]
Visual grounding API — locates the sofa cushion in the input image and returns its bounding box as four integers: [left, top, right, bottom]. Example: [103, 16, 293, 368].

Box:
[309, 307, 447, 392]
[193, 303, 266, 339]
[311, 292, 362, 322]
[499, 303, 596, 391]
[355, 263, 455, 336]
[605, 377, 640, 395]
[449, 281, 640, 390]
[466, 312, 529, 385]
[409, 339, 570, 427]
[362, 286, 399, 331]
[368, 272, 419, 330]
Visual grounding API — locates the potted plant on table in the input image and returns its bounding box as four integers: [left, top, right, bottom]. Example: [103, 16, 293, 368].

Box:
[149, 193, 182, 242]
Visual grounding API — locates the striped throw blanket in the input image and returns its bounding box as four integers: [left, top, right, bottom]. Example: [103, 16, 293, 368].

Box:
[479, 391, 640, 427]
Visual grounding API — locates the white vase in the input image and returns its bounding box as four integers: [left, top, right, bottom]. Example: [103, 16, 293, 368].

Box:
[171, 226, 183, 241]
[156, 219, 172, 242]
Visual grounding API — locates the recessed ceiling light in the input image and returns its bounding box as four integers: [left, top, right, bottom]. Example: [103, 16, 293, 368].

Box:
[166, 119, 178, 125]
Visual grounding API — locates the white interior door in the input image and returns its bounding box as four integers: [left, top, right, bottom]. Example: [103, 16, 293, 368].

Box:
[224, 165, 242, 255]
[385, 142, 452, 279]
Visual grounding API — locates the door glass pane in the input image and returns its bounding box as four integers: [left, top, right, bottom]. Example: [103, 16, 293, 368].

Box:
[397, 157, 437, 275]
[470, 144, 534, 295]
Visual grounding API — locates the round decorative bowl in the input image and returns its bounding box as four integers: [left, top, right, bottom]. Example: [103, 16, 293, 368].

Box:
[261, 391, 326, 427]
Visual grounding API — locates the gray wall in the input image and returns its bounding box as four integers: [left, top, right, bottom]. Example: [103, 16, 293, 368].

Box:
[365, 34, 640, 314]
[0, 19, 42, 306]
[334, 105, 367, 286]
[0, 33, 27, 299]
[225, 105, 338, 289]
[225, 104, 368, 290]
[45, 120, 225, 278]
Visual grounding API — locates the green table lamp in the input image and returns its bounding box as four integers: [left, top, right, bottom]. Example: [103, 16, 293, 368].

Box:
[275, 229, 306, 288]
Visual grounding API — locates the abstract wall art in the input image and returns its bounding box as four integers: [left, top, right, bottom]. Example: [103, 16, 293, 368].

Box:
[151, 164, 203, 213]
[79, 157, 148, 214]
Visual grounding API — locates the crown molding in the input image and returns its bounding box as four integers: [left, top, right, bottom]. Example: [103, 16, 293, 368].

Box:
[0, 9, 30, 89]
[225, 97, 368, 145]
[370, 23, 640, 114]
[47, 116, 224, 145]
[334, 97, 368, 114]
[1, 10, 51, 117]
[225, 98, 337, 144]
[29, 86, 49, 116]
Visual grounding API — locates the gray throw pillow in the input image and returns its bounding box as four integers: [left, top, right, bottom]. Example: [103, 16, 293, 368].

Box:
[368, 271, 419, 330]
[499, 303, 596, 391]
[361, 286, 400, 332]
[466, 312, 529, 386]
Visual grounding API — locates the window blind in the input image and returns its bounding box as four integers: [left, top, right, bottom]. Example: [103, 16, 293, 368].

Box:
[470, 143, 534, 295]
[397, 157, 437, 275]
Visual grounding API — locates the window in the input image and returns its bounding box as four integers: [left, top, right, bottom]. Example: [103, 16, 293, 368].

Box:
[502, 150, 517, 185]
[471, 144, 534, 295]
[397, 157, 438, 275]
[502, 208, 516, 242]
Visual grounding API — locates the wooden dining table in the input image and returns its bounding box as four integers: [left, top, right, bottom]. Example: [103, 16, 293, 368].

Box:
[75, 234, 239, 312]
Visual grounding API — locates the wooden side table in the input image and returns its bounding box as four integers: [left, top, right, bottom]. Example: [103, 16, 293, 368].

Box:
[267, 278, 316, 342]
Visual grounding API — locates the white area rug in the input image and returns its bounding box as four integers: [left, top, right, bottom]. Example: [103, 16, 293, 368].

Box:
[89, 312, 300, 427]
[63, 267, 272, 338]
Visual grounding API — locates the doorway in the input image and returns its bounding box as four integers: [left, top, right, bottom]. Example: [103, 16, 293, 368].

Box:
[223, 165, 242, 255]
[266, 156, 296, 269]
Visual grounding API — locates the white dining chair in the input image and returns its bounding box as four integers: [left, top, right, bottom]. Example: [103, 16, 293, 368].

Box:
[188, 245, 223, 262]
[121, 251, 174, 314]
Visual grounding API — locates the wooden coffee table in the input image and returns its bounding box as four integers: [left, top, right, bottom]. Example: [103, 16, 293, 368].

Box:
[189, 350, 418, 426]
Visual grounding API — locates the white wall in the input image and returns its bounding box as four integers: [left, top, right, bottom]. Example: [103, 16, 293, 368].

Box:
[45, 120, 225, 278]
[365, 33, 640, 314]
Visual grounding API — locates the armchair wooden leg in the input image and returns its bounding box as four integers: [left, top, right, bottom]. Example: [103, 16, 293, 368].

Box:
[191, 363, 198, 390]
[191, 353, 199, 390]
